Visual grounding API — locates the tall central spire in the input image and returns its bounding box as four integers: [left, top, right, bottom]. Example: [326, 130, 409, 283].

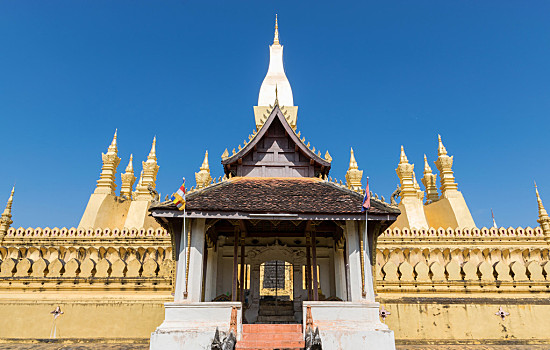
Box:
[273, 14, 280, 45]
[254, 15, 298, 130]
[257, 15, 294, 107]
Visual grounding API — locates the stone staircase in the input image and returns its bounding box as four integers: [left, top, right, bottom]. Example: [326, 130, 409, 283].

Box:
[256, 300, 296, 324]
[236, 324, 305, 350]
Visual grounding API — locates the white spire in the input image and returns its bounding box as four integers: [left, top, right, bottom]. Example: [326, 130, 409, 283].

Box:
[257, 14, 294, 107]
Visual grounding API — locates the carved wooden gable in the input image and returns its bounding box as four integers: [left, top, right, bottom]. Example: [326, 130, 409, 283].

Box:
[222, 106, 330, 178]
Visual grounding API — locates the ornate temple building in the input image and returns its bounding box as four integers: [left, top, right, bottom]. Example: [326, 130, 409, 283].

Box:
[1, 16, 550, 349]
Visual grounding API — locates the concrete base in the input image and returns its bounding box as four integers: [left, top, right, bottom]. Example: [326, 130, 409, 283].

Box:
[150, 302, 242, 350]
[303, 301, 396, 350]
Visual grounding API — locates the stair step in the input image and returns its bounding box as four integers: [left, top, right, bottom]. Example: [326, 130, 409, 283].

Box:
[259, 309, 295, 316]
[242, 332, 303, 341]
[235, 340, 305, 349]
[243, 324, 302, 333]
[257, 316, 296, 323]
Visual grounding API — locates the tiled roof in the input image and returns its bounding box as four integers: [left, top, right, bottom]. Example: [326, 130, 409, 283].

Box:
[153, 177, 399, 216]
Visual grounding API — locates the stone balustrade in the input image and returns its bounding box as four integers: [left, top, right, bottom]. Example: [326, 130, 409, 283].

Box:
[4, 226, 169, 239]
[381, 226, 545, 238]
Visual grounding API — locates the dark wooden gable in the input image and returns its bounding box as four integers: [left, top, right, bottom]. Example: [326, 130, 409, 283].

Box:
[222, 106, 331, 178]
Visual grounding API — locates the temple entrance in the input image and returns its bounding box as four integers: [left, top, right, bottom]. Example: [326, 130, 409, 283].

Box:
[259, 260, 293, 301]
[256, 260, 296, 323]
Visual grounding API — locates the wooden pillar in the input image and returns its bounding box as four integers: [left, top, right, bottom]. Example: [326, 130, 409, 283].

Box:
[305, 232, 312, 301]
[240, 230, 245, 303]
[232, 227, 239, 302]
[311, 230, 319, 301]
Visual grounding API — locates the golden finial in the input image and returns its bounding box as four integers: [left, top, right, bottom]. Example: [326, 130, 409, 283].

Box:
[0, 186, 15, 236]
[120, 155, 136, 199]
[201, 151, 210, 171]
[346, 148, 363, 190]
[273, 14, 280, 45]
[535, 181, 550, 235]
[349, 148, 359, 170]
[195, 151, 212, 189]
[423, 154, 432, 174]
[399, 145, 408, 164]
[274, 84, 279, 106]
[232, 148, 236, 155]
[107, 129, 118, 153]
[126, 154, 134, 173]
[221, 148, 229, 160]
[148, 136, 157, 161]
[324, 151, 332, 162]
[438, 134, 447, 156]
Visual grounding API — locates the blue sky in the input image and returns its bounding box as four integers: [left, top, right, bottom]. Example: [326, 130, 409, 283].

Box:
[1, 1, 549, 228]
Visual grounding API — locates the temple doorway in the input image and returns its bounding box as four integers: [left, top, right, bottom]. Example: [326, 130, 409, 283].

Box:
[257, 260, 297, 324]
[259, 260, 293, 301]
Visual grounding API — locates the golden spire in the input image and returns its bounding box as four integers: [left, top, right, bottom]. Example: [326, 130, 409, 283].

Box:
[120, 154, 136, 199]
[95, 130, 121, 195]
[273, 14, 280, 45]
[108, 129, 118, 153]
[349, 147, 359, 170]
[148, 136, 157, 161]
[274, 84, 279, 107]
[0, 186, 15, 238]
[396, 146, 416, 199]
[126, 154, 134, 173]
[434, 134, 457, 196]
[195, 150, 212, 189]
[437, 134, 447, 156]
[423, 154, 432, 174]
[422, 154, 439, 203]
[399, 145, 408, 164]
[200, 150, 210, 171]
[345, 148, 363, 191]
[535, 182, 550, 235]
[134, 137, 160, 200]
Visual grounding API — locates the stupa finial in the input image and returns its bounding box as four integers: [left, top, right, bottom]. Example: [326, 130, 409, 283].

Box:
[0, 186, 15, 238]
[196, 150, 212, 189]
[345, 148, 363, 191]
[535, 182, 550, 235]
[200, 150, 210, 171]
[95, 131, 121, 195]
[120, 154, 136, 199]
[273, 14, 280, 45]
[399, 146, 409, 164]
[435, 134, 457, 196]
[422, 154, 438, 203]
[438, 134, 447, 156]
[148, 136, 157, 161]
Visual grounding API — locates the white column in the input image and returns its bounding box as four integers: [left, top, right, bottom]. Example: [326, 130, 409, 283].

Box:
[204, 242, 218, 302]
[334, 243, 347, 300]
[345, 221, 363, 302]
[174, 219, 191, 302]
[328, 245, 336, 298]
[361, 221, 375, 302]
[187, 218, 206, 302]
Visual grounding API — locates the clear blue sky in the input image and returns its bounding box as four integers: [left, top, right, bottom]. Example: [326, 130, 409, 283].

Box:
[1, 1, 549, 228]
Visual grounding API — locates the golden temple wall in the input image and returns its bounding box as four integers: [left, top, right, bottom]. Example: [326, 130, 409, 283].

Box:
[375, 226, 550, 344]
[0, 225, 549, 344]
[0, 227, 172, 341]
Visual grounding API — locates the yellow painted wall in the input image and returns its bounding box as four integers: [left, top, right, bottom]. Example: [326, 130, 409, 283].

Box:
[379, 297, 550, 343]
[0, 293, 170, 340]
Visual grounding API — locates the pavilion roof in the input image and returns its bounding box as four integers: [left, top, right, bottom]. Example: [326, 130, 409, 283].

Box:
[151, 177, 399, 217]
